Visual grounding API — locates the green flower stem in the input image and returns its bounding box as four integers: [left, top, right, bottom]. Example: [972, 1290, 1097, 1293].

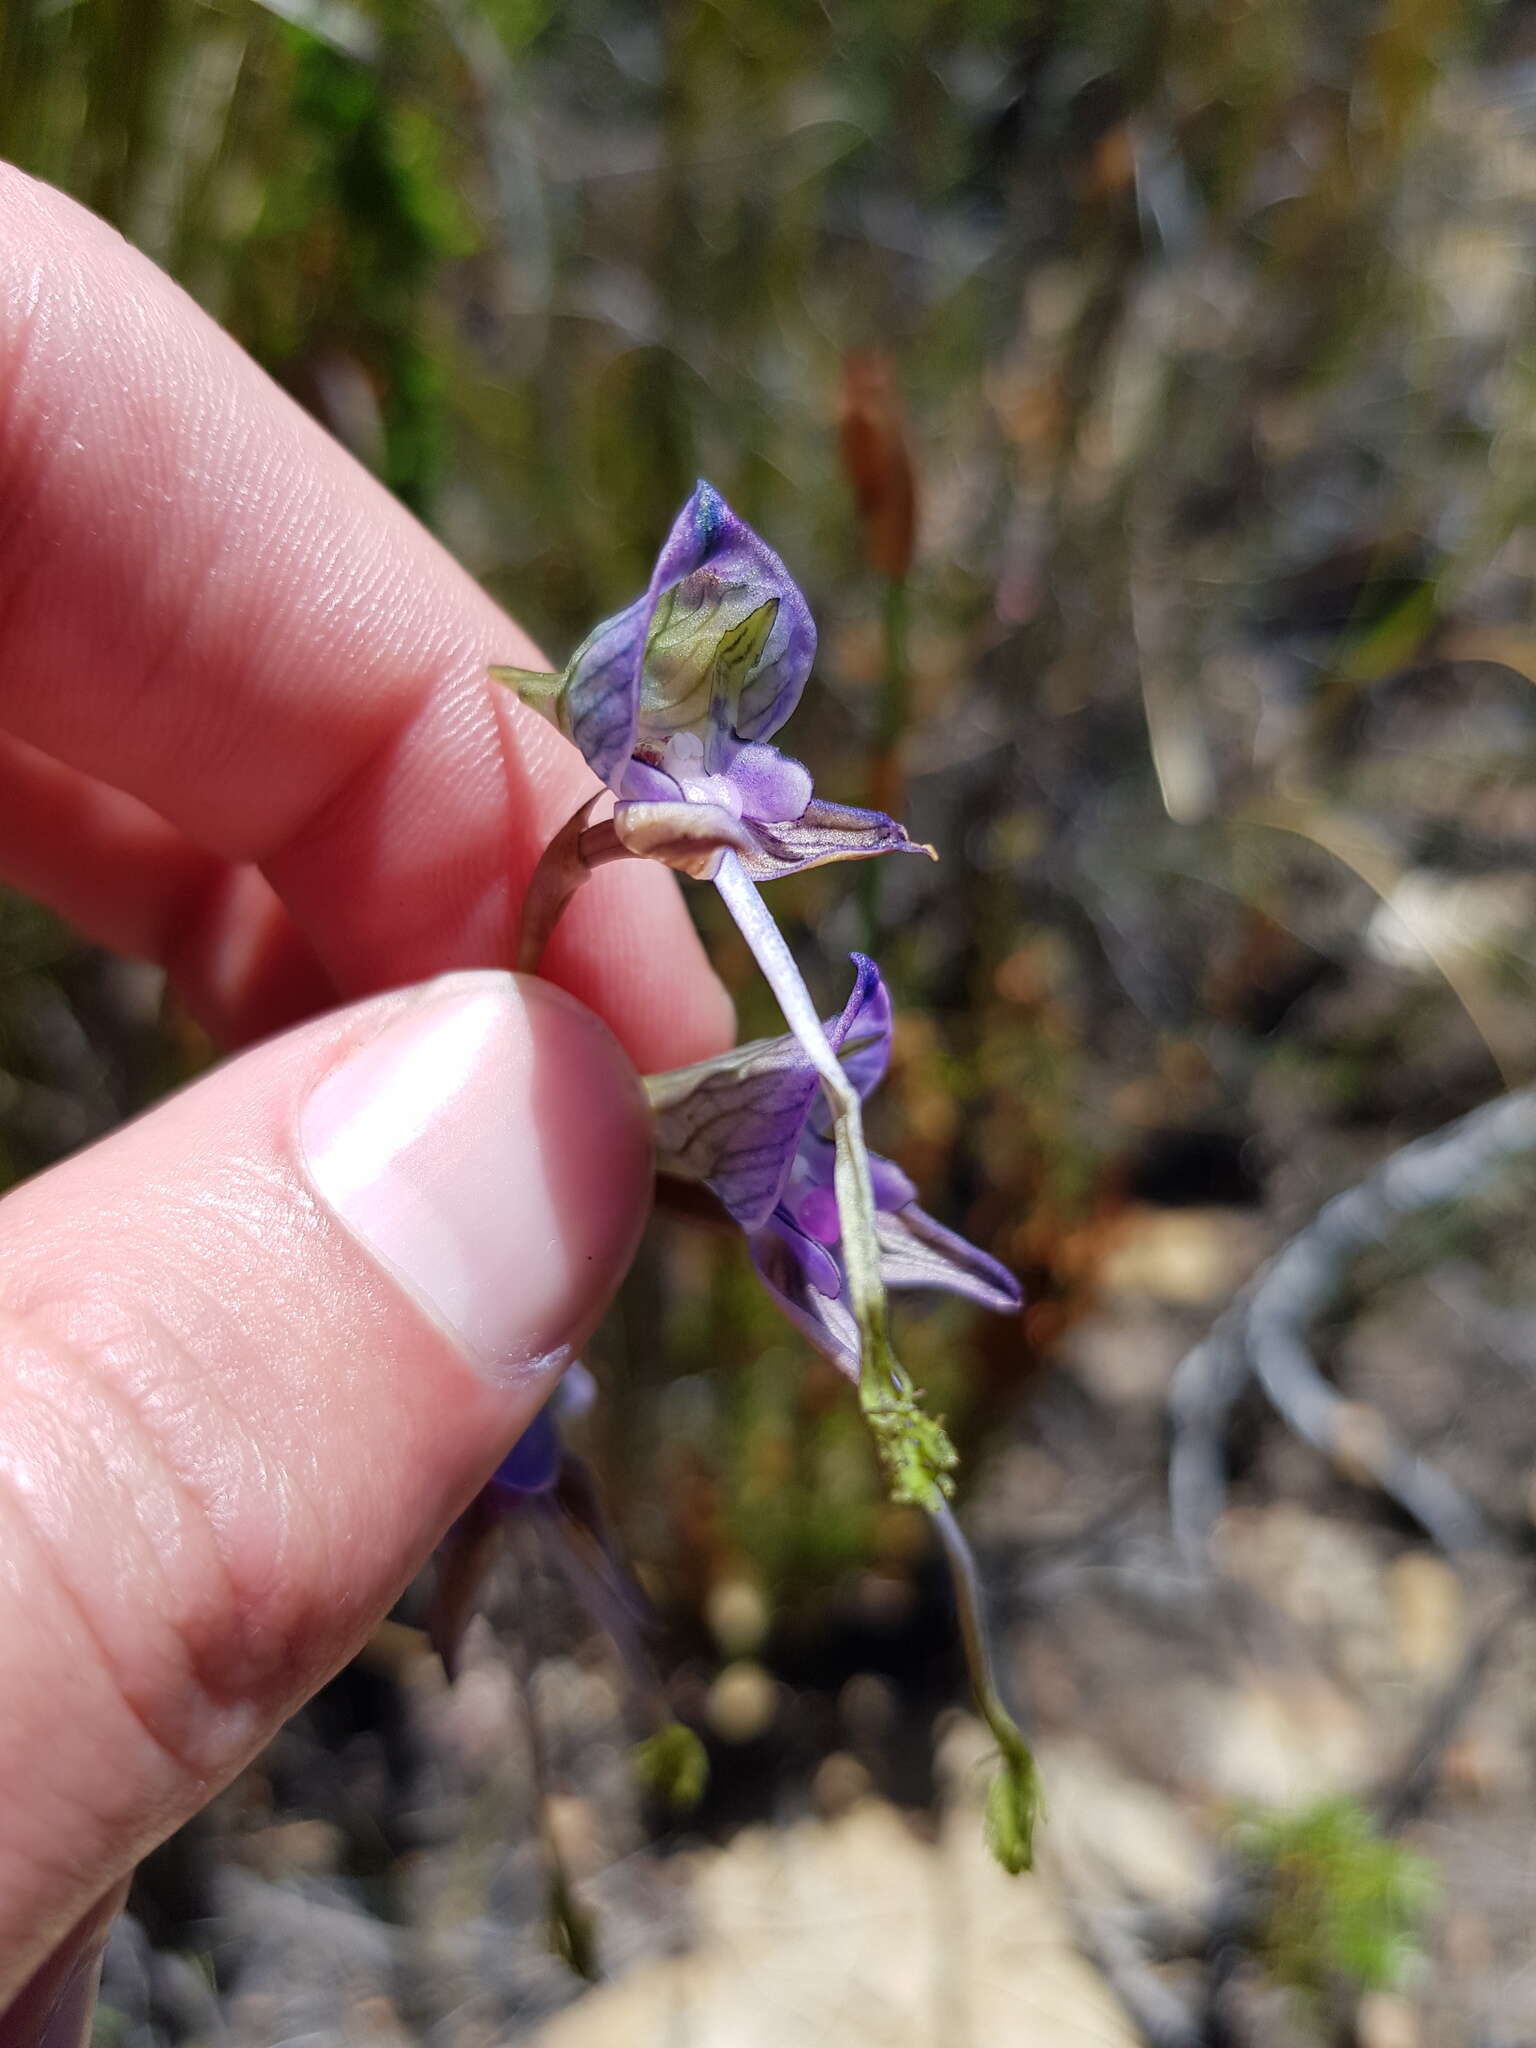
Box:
[713, 852, 956, 1506]
[930, 1499, 1040, 1873]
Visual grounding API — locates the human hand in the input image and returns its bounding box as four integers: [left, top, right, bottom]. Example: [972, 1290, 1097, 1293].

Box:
[0, 162, 732, 2033]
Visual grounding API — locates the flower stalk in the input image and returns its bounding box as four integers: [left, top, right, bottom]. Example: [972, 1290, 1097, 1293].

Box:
[491, 479, 1035, 1871]
[931, 1500, 1041, 1872]
[712, 852, 956, 1505]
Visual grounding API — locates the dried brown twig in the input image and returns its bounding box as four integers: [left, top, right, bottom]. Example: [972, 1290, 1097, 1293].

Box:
[1169, 1089, 1536, 1560]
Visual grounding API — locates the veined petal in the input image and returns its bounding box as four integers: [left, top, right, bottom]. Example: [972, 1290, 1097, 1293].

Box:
[491, 655, 637, 785]
[647, 955, 893, 1225]
[749, 1214, 862, 1380]
[765, 1208, 843, 1298]
[648, 1033, 819, 1230]
[800, 952, 896, 1148]
[497, 484, 816, 788]
[611, 798, 758, 880]
[495, 589, 652, 791]
[734, 799, 936, 882]
[563, 593, 658, 785]
[874, 1203, 1023, 1313]
[641, 482, 817, 767]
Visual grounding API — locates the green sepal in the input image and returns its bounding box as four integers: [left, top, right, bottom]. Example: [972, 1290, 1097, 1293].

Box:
[984, 1738, 1042, 1876]
[489, 663, 566, 728]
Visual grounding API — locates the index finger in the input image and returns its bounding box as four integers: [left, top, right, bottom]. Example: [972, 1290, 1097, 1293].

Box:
[0, 164, 733, 1072]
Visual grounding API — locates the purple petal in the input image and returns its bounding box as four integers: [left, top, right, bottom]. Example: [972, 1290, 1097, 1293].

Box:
[611, 797, 758, 880]
[619, 758, 684, 803]
[750, 1214, 861, 1381]
[727, 743, 813, 824]
[824, 952, 895, 1102]
[642, 483, 817, 766]
[782, 1142, 911, 1224]
[485, 1364, 595, 1503]
[735, 956, 889, 1198]
[648, 955, 889, 1229]
[874, 1203, 1023, 1313]
[547, 482, 815, 788]
[655, 957, 896, 1221]
[649, 1036, 821, 1230]
[683, 771, 743, 812]
[489, 1404, 563, 1499]
[869, 1152, 919, 1212]
[766, 1207, 843, 1297]
[734, 799, 935, 882]
[797, 953, 896, 1149]
[790, 1179, 842, 1244]
[559, 595, 652, 789]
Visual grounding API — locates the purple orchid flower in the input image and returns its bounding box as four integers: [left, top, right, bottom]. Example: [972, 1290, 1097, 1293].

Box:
[648, 954, 1020, 1379]
[492, 481, 931, 883]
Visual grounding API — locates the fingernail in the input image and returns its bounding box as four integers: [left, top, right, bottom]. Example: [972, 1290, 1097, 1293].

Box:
[300, 972, 650, 1385]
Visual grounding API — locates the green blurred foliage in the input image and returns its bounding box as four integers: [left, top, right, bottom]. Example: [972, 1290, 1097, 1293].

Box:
[630, 1719, 709, 1811]
[1240, 1796, 1439, 2005]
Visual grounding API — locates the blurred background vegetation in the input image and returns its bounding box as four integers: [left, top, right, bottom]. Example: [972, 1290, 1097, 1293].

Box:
[6, 1, 1536, 2042]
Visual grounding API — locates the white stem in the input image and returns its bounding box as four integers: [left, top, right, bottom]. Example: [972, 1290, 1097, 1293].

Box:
[712, 854, 844, 1083]
[713, 854, 894, 1393]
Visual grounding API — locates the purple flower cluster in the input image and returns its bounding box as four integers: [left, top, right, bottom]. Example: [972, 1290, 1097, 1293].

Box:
[480, 480, 1038, 1873]
[489, 478, 1022, 1486]
[496, 481, 929, 882]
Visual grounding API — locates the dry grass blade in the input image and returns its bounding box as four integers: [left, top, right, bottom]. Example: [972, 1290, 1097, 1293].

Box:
[1170, 1087, 1536, 1558]
[1238, 796, 1524, 1084]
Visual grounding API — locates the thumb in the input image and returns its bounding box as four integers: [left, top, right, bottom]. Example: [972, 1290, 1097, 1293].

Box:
[0, 969, 652, 1994]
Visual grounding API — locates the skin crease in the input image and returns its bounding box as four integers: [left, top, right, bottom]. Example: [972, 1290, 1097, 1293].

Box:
[0, 160, 735, 2015]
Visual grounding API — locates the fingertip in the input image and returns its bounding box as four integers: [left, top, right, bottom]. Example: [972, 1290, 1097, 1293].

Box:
[545, 857, 736, 1072]
[0, 970, 659, 1990]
